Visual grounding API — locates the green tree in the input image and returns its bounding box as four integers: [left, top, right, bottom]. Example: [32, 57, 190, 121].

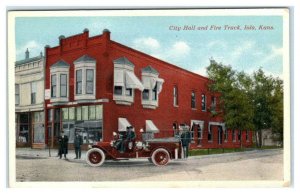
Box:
[206, 60, 254, 144]
[206, 60, 283, 147]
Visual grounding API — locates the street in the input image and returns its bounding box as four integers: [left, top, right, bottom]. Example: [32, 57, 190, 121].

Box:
[16, 148, 283, 182]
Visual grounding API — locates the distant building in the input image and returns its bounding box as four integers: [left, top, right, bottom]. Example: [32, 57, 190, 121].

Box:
[261, 129, 282, 147]
[15, 49, 45, 148]
[44, 29, 252, 149]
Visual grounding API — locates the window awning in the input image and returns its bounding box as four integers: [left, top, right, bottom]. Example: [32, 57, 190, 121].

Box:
[118, 118, 132, 132]
[125, 71, 144, 91]
[156, 78, 164, 94]
[146, 120, 160, 133]
[114, 69, 125, 87]
[142, 76, 151, 89]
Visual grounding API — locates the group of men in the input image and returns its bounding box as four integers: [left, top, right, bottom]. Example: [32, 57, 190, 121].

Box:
[58, 130, 83, 160]
[57, 125, 192, 159]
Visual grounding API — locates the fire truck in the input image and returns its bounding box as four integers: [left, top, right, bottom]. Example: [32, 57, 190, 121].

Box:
[85, 128, 185, 167]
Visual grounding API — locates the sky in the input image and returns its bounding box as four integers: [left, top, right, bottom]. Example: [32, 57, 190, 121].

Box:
[15, 15, 283, 78]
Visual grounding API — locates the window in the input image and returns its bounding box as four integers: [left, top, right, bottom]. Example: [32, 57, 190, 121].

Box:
[76, 70, 82, 94]
[89, 105, 96, 120]
[224, 129, 228, 141]
[142, 89, 149, 100]
[140, 65, 164, 109]
[208, 125, 213, 141]
[211, 96, 216, 111]
[60, 74, 67, 97]
[114, 86, 123, 95]
[173, 86, 178, 106]
[51, 75, 57, 97]
[15, 84, 20, 105]
[201, 94, 206, 111]
[152, 84, 157, 101]
[191, 91, 196, 108]
[50, 60, 69, 102]
[238, 130, 241, 141]
[125, 88, 132, 96]
[76, 107, 82, 121]
[31, 82, 37, 104]
[86, 69, 94, 94]
[82, 106, 88, 120]
[74, 55, 96, 101]
[246, 130, 249, 141]
[232, 130, 236, 142]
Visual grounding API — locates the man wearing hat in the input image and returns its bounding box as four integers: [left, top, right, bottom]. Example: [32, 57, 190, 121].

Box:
[73, 130, 83, 159]
[58, 130, 69, 159]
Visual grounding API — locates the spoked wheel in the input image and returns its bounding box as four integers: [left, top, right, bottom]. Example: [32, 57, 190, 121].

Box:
[151, 148, 170, 166]
[86, 148, 105, 167]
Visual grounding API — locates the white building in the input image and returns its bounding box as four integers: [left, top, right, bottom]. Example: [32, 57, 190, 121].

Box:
[15, 49, 45, 148]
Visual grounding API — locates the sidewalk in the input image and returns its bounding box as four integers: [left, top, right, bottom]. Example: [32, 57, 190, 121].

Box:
[16, 147, 87, 163]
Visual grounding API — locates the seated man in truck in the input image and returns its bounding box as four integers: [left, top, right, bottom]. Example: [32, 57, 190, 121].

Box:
[126, 126, 136, 150]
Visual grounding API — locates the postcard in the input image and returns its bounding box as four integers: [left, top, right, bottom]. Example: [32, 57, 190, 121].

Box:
[7, 8, 290, 188]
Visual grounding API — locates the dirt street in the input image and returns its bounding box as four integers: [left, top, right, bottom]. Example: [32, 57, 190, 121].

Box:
[15, 149, 283, 183]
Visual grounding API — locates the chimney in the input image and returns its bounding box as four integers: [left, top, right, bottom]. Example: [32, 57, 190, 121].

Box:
[25, 48, 29, 59]
[103, 29, 111, 40]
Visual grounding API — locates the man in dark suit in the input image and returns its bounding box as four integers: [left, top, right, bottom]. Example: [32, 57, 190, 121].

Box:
[74, 130, 83, 159]
[58, 131, 69, 159]
[181, 128, 192, 158]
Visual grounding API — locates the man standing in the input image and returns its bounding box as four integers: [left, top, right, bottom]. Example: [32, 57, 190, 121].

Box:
[58, 131, 69, 159]
[74, 130, 83, 159]
[181, 127, 192, 159]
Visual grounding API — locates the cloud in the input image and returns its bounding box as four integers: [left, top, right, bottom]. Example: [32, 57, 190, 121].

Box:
[230, 41, 255, 61]
[169, 41, 190, 57]
[132, 37, 191, 65]
[16, 41, 43, 60]
[133, 37, 161, 51]
[259, 45, 283, 65]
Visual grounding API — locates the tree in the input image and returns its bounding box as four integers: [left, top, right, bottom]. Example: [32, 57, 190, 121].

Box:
[252, 70, 283, 146]
[206, 60, 283, 148]
[206, 60, 254, 144]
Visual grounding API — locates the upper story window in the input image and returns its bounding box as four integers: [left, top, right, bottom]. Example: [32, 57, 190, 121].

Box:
[141, 65, 164, 109]
[15, 84, 20, 105]
[76, 70, 82, 94]
[173, 86, 178, 107]
[50, 60, 69, 103]
[113, 57, 144, 105]
[74, 55, 96, 101]
[60, 74, 67, 97]
[191, 91, 196, 109]
[211, 96, 217, 111]
[31, 82, 37, 104]
[201, 94, 206, 111]
[51, 75, 56, 97]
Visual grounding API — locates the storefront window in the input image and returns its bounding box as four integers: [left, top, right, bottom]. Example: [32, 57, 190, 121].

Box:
[96, 105, 102, 120]
[69, 107, 75, 120]
[76, 107, 81, 121]
[62, 108, 69, 121]
[33, 111, 45, 144]
[89, 106, 96, 120]
[82, 106, 88, 120]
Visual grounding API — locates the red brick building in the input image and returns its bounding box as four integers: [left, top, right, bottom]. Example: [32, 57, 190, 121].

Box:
[44, 29, 252, 149]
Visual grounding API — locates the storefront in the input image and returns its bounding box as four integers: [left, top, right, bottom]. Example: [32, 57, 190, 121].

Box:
[46, 104, 103, 148]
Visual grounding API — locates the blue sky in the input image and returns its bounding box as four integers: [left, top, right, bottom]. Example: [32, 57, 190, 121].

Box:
[15, 16, 283, 78]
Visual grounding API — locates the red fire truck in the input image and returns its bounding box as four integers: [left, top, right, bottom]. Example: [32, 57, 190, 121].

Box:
[86, 130, 184, 167]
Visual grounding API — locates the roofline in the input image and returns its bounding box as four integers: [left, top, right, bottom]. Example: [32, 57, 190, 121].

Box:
[110, 40, 209, 81]
[15, 55, 44, 66]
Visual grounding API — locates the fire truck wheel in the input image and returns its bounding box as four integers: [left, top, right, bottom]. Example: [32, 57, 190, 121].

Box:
[86, 148, 106, 167]
[151, 148, 170, 166]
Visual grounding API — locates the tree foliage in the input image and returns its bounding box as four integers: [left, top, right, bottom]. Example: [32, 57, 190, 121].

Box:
[206, 60, 283, 146]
